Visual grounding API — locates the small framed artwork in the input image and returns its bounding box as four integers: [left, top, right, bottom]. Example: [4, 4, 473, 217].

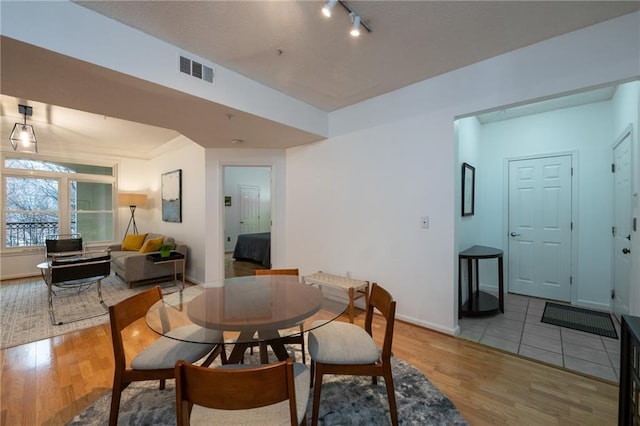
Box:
[461, 162, 475, 217]
[224, 196, 232, 207]
[162, 169, 182, 223]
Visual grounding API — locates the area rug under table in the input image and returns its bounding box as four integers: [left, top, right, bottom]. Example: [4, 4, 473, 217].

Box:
[541, 302, 618, 339]
[68, 357, 467, 425]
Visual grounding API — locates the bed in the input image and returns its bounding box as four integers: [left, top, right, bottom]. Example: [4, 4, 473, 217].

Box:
[232, 232, 271, 268]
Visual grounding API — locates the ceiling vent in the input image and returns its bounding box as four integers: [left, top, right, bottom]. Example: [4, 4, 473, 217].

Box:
[179, 55, 214, 84]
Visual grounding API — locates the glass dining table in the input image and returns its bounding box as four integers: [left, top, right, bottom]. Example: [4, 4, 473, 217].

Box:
[146, 275, 349, 364]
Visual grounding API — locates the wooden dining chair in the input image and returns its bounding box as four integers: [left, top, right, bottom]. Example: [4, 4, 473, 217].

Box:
[175, 358, 310, 425]
[308, 283, 398, 426]
[108, 286, 225, 426]
[254, 268, 306, 363]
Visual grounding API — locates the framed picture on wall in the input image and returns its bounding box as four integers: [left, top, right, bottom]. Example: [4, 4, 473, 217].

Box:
[162, 169, 182, 222]
[462, 162, 475, 217]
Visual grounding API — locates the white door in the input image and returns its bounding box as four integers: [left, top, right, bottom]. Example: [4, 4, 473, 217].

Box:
[612, 130, 633, 318]
[239, 185, 261, 235]
[508, 155, 572, 301]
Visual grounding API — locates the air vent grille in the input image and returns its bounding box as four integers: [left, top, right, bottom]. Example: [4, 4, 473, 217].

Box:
[192, 61, 202, 79]
[179, 56, 191, 74]
[179, 55, 214, 84]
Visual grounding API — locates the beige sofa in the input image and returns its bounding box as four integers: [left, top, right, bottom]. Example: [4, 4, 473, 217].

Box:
[108, 233, 187, 288]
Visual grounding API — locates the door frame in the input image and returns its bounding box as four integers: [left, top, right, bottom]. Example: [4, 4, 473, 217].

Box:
[502, 150, 579, 305]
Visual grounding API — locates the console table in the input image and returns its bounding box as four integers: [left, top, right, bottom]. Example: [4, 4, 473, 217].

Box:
[458, 245, 504, 318]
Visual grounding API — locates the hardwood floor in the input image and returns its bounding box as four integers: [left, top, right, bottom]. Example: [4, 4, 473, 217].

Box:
[0, 306, 618, 425]
[225, 252, 266, 278]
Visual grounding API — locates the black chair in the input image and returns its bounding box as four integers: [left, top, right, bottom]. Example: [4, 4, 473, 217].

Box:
[42, 234, 111, 325]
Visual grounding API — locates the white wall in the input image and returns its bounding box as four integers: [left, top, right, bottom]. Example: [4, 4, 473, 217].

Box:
[287, 111, 457, 334]
[223, 166, 272, 252]
[286, 12, 640, 334]
[456, 117, 482, 249]
[148, 136, 207, 282]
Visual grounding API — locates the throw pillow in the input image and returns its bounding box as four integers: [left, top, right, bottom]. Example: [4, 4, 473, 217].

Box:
[121, 233, 147, 251]
[139, 237, 164, 253]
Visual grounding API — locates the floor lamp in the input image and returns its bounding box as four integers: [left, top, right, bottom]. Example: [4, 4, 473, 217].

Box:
[118, 193, 148, 238]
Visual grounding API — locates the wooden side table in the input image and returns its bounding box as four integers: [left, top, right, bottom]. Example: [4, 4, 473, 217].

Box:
[304, 272, 369, 323]
[458, 245, 504, 318]
[146, 251, 186, 289]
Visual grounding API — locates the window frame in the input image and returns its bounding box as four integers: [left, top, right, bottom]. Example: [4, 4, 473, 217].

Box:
[2, 153, 117, 252]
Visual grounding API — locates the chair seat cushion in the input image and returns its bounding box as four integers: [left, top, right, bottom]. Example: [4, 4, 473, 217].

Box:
[130, 325, 219, 370]
[190, 362, 310, 425]
[308, 320, 379, 364]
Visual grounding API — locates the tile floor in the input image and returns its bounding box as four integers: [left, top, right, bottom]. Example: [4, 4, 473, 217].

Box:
[458, 292, 621, 382]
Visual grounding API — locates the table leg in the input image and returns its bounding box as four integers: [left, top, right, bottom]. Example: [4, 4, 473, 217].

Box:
[467, 258, 473, 311]
[227, 330, 257, 364]
[181, 258, 186, 289]
[458, 258, 462, 319]
[498, 256, 504, 313]
[258, 329, 290, 362]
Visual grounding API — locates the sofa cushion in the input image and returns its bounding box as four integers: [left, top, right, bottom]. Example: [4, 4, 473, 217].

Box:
[122, 233, 147, 251]
[139, 237, 164, 253]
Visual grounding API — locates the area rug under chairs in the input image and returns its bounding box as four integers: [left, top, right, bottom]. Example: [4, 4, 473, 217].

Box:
[68, 356, 467, 425]
[0, 275, 182, 349]
[541, 302, 618, 339]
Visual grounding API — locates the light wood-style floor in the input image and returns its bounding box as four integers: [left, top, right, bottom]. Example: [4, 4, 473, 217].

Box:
[0, 303, 618, 425]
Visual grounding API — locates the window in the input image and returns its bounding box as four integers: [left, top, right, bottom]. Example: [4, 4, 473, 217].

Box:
[3, 156, 116, 248]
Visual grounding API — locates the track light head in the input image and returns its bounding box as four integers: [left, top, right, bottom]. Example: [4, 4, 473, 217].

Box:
[322, 0, 338, 17]
[350, 13, 361, 37]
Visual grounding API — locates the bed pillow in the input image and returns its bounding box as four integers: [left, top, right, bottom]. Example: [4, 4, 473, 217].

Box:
[139, 237, 164, 253]
[121, 233, 147, 251]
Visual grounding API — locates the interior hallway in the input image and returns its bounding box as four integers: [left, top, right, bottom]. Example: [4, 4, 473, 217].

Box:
[458, 292, 621, 382]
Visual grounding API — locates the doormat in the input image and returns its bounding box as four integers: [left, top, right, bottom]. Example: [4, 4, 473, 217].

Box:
[541, 302, 618, 339]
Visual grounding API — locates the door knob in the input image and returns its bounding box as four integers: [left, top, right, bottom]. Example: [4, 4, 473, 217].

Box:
[510, 232, 521, 237]
[622, 248, 631, 254]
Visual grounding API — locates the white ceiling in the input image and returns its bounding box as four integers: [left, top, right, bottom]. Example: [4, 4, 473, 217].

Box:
[2, 1, 639, 154]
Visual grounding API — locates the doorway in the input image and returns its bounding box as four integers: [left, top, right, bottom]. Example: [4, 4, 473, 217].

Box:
[223, 166, 272, 277]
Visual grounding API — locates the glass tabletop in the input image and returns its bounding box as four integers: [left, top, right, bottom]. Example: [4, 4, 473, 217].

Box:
[146, 275, 349, 345]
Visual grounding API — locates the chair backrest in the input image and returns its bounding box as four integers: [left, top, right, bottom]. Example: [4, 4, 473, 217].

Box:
[45, 234, 83, 258]
[109, 286, 163, 371]
[175, 358, 300, 426]
[255, 268, 299, 276]
[50, 254, 111, 284]
[364, 283, 397, 361]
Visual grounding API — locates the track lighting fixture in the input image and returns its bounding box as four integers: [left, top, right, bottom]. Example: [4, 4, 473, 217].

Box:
[322, 0, 338, 17]
[350, 13, 361, 37]
[9, 104, 37, 153]
[320, 0, 372, 36]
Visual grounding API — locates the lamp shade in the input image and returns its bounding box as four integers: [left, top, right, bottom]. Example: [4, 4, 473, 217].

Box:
[9, 123, 37, 153]
[118, 193, 148, 207]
